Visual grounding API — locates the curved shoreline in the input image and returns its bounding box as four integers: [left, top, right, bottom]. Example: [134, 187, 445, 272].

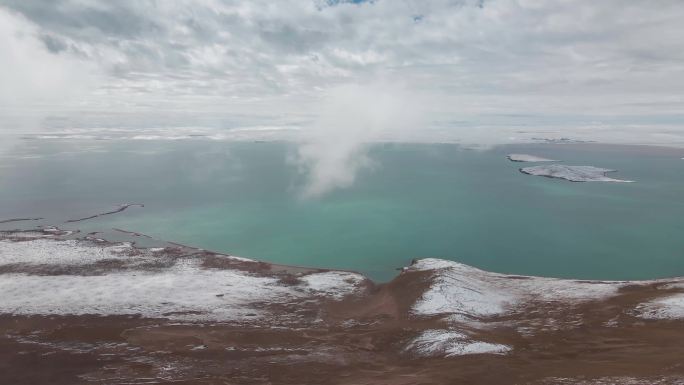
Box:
[2, 226, 684, 318]
[3, 224, 682, 284]
[3, 226, 684, 383]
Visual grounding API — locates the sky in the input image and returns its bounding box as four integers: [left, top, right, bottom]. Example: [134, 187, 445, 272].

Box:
[2, 0, 684, 194]
[2, 0, 684, 116]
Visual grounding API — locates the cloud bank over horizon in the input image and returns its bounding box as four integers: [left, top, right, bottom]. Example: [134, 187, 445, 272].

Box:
[2, 0, 684, 194]
[2, 0, 684, 118]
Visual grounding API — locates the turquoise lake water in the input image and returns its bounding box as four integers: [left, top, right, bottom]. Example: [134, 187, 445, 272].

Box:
[1, 140, 683, 282]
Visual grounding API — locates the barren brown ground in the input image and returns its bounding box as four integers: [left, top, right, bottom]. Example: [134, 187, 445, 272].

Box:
[3, 283, 684, 384]
[2, 229, 684, 384]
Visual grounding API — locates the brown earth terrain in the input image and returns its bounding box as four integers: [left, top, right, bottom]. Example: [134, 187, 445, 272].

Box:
[1, 228, 684, 384]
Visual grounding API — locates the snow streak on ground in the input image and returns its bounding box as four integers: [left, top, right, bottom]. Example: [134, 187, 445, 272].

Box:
[404, 329, 510, 357]
[0, 235, 366, 321]
[408, 258, 623, 320]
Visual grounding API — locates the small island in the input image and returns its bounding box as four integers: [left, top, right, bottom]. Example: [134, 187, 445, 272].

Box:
[520, 164, 634, 182]
[507, 154, 557, 162]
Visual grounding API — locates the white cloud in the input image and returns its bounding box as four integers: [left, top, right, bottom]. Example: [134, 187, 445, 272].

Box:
[295, 82, 425, 197]
[0, 8, 100, 110]
[2, 0, 683, 116]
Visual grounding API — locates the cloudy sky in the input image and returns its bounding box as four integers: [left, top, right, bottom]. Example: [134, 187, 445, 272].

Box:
[2, 0, 684, 196]
[2, 0, 684, 135]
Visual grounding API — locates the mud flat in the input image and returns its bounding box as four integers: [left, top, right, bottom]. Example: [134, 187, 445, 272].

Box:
[2, 228, 684, 384]
[520, 164, 634, 182]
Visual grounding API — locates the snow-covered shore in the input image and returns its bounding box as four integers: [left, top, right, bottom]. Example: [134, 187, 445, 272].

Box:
[0, 231, 368, 322]
[2, 228, 684, 368]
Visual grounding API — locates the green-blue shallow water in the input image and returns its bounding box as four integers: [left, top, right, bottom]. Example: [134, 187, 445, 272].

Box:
[1, 140, 683, 282]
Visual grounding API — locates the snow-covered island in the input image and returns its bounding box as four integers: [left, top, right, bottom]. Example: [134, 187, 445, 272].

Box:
[1, 227, 682, 384]
[520, 164, 634, 182]
[507, 153, 557, 162]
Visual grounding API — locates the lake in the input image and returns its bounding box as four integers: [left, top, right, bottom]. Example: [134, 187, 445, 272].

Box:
[1, 138, 682, 282]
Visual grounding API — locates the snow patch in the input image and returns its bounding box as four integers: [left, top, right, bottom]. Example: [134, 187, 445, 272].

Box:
[408, 258, 622, 319]
[0, 259, 296, 321]
[410, 260, 515, 319]
[299, 271, 366, 300]
[0, 239, 366, 321]
[0, 239, 137, 266]
[520, 164, 633, 182]
[635, 294, 684, 320]
[405, 329, 510, 357]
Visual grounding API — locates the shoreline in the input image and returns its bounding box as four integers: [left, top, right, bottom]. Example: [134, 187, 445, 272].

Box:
[7, 222, 684, 285]
[3, 227, 684, 383]
[3, 216, 682, 283]
[0, 143, 682, 282]
[3, 226, 684, 314]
